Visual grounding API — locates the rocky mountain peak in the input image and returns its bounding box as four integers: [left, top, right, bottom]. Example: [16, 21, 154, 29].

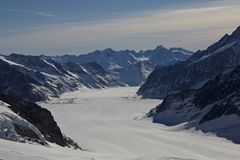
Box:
[138, 26, 240, 99]
[231, 25, 240, 39]
[103, 48, 115, 53]
[205, 26, 240, 54]
[154, 45, 167, 51]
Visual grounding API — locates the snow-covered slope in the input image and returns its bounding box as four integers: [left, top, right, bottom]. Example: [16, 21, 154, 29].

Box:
[0, 54, 124, 102]
[0, 92, 80, 148]
[0, 100, 47, 145]
[138, 26, 240, 98]
[147, 65, 240, 144]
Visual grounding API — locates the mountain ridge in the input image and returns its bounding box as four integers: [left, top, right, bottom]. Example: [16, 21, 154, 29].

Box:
[0, 54, 124, 102]
[52, 45, 192, 86]
[138, 26, 240, 98]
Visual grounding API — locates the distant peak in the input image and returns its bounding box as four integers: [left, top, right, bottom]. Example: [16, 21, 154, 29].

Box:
[230, 26, 240, 39]
[155, 45, 167, 50]
[103, 48, 115, 52]
[235, 25, 240, 32]
[223, 33, 229, 37]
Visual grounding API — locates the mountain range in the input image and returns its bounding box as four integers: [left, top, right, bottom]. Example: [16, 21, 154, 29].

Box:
[138, 26, 240, 98]
[52, 46, 193, 86]
[0, 54, 124, 102]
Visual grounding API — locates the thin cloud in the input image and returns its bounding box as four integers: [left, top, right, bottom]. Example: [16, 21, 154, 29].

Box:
[0, 3, 240, 55]
[0, 8, 58, 17]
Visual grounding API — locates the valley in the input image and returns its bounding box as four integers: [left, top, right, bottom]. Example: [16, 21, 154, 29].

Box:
[1, 87, 237, 160]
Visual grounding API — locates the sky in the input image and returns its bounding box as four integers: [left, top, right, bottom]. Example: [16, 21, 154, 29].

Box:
[0, 0, 240, 55]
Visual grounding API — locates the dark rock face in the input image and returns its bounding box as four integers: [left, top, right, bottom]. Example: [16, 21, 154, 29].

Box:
[0, 54, 123, 102]
[0, 92, 81, 149]
[148, 66, 240, 144]
[138, 26, 240, 98]
[0, 58, 48, 102]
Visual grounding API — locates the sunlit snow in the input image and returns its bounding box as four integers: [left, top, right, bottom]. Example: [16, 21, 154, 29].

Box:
[1, 87, 240, 160]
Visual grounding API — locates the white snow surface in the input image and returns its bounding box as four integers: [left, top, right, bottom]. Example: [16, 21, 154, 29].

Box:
[41, 58, 62, 73]
[0, 55, 33, 71]
[0, 101, 47, 144]
[0, 55, 25, 67]
[1, 87, 240, 160]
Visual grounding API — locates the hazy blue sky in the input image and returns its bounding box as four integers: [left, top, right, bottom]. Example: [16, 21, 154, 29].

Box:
[0, 0, 240, 55]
